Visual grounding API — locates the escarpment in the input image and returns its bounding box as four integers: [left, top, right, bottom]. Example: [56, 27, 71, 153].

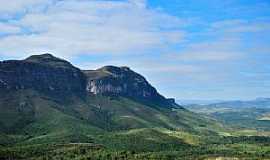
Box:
[0, 54, 180, 108]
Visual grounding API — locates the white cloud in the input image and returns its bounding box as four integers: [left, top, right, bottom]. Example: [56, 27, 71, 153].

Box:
[136, 63, 200, 74]
[0, 0, 47, 18]
[173, 39, 243, 62]
[178, 51, 239, 61]
[0, 0, 185, 58]
[211, 19, 270, 33]
[0, 23, 21, 34]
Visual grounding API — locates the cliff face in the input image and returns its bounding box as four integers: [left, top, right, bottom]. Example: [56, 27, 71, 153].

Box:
[83, 66, 176, 106]
[0, 54, 179, 107]
[0, 54, 86, 96]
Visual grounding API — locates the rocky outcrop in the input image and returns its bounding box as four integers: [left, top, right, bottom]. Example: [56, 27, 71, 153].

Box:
[0, 54, 86, 96]
[83, 66, 177, 107]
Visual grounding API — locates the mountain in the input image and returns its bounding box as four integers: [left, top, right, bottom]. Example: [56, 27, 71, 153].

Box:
[177, 99, 225, 105]
[181, 98, 270, 107]
[0, 54, 224, 144]
[0, 54, 177, 107]
[84, 66, 177, 107]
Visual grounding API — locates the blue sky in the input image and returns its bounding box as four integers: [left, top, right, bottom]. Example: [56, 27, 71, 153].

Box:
[0, 0, 269, 100]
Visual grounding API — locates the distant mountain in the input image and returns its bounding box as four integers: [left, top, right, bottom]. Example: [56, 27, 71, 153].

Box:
[178, 99, 225, 105]
[0, 54, 223, 146]
[185, 98, 270, 131]
[207, 98, 270, 109]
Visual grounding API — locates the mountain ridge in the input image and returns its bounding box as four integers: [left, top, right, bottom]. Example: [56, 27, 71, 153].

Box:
[203, 98, 270, 108]
[0, 53, 178, 108]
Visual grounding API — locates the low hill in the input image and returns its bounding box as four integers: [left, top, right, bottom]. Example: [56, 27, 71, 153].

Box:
[185, 99, 270, 131]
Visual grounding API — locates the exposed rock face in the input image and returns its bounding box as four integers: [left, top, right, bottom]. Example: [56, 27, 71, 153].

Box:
[0, 54, 86, 96]
[0, 54, 179, 107]
[83, 66, 176, 106]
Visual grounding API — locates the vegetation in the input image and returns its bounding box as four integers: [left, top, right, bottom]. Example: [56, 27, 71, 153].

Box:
[1, 91, 270, 159]
[186, 103, 270, 131]
[1, 132, 270, 160]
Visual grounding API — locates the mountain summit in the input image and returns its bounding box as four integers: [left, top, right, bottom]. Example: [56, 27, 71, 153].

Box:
[24, 53, 74, 68]
[84, 65, 176, 107]
[0, 54, 86, 96]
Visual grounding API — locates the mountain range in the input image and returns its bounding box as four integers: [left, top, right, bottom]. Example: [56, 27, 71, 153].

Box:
[201, 98, 270, 108]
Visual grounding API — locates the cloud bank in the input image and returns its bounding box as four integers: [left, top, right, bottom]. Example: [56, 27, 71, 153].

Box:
[0, 0, 184, 59]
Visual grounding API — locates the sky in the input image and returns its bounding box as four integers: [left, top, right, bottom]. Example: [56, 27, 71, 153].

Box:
[0, 0, 269, 100]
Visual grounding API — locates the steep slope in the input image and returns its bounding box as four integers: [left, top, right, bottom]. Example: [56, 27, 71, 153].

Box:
[0, 53, 86, 97]
[0, 54, 226, 146]
[83, 66, 179, 108]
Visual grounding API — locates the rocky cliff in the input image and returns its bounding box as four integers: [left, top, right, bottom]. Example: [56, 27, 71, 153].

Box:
[0, 54, 179, 108]
[83, 66, 177, 107]
[0, 54, 86, 96]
